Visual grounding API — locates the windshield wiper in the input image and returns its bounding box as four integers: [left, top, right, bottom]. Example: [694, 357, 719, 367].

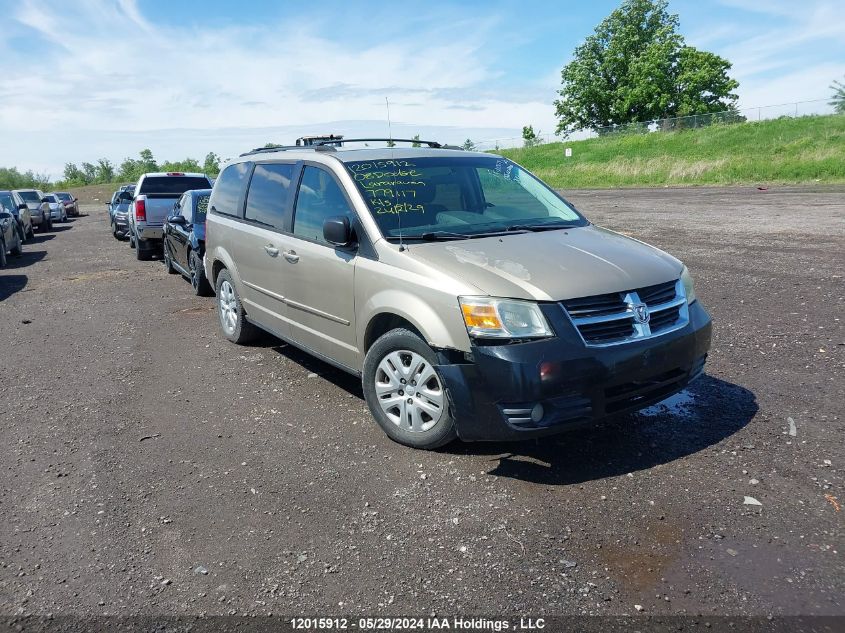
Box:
[504, 223, 578, 232]
[417, 231, 472, 241]
[385, 231, 471, 242]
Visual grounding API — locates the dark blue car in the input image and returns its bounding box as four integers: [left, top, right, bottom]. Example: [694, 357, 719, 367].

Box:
[163, 189, 212, 295]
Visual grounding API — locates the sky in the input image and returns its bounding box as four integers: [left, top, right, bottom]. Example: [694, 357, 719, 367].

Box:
[0, 0, 843, 179]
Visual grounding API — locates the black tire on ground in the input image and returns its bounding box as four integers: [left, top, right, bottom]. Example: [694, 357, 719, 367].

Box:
[128, 230, 135, 248]
[10, 229, 22, 256]
[215, 269, 258, 344]
[46, 217, 53, 231]
[362, 328, 457, 450]
[112, 221, 120, 240]
[135, 236, 152, 261]
[189, 249, 212, 296]
[26, 223, 33, 240]
[163, 240, 177, 273]
[0, 238, 6, 268]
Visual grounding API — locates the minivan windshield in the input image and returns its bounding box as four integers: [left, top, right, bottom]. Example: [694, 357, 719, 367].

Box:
[345, 156, 588, 239]
[17, 191, 41, 203]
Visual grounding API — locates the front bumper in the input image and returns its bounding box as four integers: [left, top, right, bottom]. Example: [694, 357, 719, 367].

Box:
[437, 301, 712, 441]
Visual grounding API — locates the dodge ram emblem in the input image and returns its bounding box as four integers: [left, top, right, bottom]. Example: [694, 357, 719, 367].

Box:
[631, 302, 650, 324]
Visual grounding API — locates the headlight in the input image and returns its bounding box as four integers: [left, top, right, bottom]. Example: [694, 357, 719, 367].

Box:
[680, 265, 696, 304]
[459, 296, 554, 339]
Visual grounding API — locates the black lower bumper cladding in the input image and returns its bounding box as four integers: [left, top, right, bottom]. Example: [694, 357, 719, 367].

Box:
[437, 301, 712, 441]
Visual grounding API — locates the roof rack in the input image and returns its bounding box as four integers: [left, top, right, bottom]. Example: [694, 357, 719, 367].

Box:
[239, 145, 337, 157]
[314, 138, 446, 148]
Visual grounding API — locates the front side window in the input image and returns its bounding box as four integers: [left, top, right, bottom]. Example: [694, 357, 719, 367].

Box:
[244, 163, 295, 229]
[345, 157, 586, 239]
[292, 166, 352, 244]
[209, 162, 251, 217]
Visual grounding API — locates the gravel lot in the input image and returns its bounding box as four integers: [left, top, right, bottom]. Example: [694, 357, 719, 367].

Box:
[0, 186, 842, 619]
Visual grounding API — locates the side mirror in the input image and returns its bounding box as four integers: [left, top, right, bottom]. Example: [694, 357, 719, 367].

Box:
[323, 216, 353, 247]
[18, 203, 27, 211]
[169, 215, 186, 225]
[40, 197, 50, 203]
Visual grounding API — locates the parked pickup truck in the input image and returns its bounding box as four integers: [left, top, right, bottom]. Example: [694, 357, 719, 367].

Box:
[128, 172, 212, 260]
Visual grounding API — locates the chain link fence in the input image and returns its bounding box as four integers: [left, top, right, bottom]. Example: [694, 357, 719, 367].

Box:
[474, 98, 835, 151]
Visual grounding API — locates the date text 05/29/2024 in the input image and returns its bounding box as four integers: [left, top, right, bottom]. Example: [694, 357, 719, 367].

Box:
[290, 617, 546, 631]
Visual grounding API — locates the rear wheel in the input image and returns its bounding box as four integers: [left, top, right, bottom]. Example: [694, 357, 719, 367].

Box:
[189, 249, 212, 296]
[0, 238, 6, 268]
[362, 328, 457, 449]
[215, 269, 258, 344]
[135, 235, 152, 261]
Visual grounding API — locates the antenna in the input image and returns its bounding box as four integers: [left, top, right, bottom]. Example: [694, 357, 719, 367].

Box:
[386, 97, 405, 252]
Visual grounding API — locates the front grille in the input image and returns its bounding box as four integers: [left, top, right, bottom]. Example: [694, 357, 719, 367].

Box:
[562, 279, 689, 347]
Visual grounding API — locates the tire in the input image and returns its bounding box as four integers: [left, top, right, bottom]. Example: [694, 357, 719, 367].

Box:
[62, 210, 67, 222]
[189, 249, 212, 296]
[135, 235, 152, 261]
[26, 222, 34, 241]
[10, 230, 22, 256]
[112, 221, 120, 240]
[0, 239, 6, 268]
[215, 269, 258, 344]
[362, 328, 457, 449]
[46, 217, 53, 231]
[163, 240, 177, 274]
[128, 230, 135, 248]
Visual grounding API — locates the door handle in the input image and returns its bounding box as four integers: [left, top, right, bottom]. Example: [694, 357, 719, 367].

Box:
[283, 250, 300, 263]
[263, 244, 279, 257]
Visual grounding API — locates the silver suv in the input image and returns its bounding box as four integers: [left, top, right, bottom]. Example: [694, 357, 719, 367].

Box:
[204, 140, 711, 449]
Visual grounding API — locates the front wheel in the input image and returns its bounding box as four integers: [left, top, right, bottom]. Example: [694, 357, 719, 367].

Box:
[0, 239, 6, 268]
[362, 328, 457, 449]
[215, 269, 258, 344]
[163, 240, 177, 274]
[10, 230, 22, 256]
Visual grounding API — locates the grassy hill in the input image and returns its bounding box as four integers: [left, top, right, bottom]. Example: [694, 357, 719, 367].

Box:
[498, 114, 845, 188]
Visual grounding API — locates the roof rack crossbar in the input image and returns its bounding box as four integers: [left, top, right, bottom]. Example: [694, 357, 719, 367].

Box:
[314, 138, 443, 148]
[239, 145, 337, 157]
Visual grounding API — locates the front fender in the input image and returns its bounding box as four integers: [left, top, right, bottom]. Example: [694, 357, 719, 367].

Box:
[359, 289, 471, 354]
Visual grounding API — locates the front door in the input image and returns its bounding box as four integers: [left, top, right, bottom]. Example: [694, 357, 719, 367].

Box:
[278, 165, 359, 370]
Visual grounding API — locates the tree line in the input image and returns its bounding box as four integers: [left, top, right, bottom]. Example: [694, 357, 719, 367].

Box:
[0, 149, 223, 191]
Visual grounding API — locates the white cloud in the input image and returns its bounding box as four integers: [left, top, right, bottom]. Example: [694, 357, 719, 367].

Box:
[0, 0, 553, 176]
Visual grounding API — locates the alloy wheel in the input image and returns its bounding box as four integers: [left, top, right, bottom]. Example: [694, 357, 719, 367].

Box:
[218, 280, 238, 335]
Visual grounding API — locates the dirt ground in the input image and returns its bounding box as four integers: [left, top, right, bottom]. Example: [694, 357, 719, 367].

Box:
[0, 186, 842, 619]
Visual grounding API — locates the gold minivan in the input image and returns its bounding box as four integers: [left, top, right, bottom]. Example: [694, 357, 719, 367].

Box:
[204, 140, 711, 449]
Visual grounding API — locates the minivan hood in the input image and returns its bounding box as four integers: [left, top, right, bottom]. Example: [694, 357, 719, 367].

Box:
[404, 225, 682, 301]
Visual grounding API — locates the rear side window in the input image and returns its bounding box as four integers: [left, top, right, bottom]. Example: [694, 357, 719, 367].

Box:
[138, 176, 211, 195]
[244, 163, 295, 229]
[209, 163, 251, 217]
[292, 166, 352, 244]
